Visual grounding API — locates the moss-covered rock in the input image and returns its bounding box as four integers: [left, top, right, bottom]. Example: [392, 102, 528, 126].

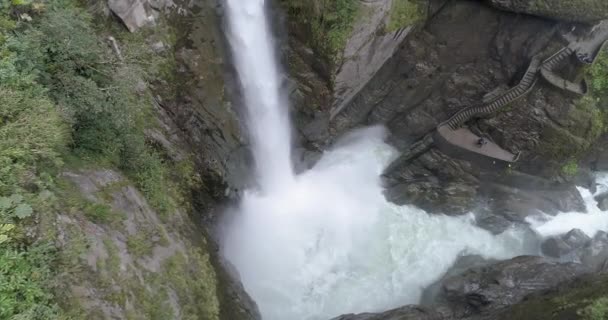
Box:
[488, 0, 608, 22]
[281, 0, 429, 135]
[386, 0, 426, 33]
[54, 170, 220, 320]
[279, 0, 360, 73]
[494, 273, 608, 320]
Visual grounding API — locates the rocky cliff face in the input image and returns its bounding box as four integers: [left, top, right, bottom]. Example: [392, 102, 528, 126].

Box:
[73, 0, 261, 319]
[488, 0, 608, 22]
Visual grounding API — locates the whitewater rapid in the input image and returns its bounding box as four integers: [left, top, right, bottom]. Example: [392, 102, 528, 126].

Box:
[221, 128, 533, 320]
[220, 1, 608, 320]
[529, 172, 608, 238]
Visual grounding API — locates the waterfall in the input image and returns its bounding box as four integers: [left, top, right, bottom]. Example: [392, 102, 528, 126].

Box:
[225, 0, 293, 191]
[222, 2, 535, 320]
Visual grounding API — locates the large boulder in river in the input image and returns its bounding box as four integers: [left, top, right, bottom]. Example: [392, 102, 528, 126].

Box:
[487, 0, 608, 22]
[580, 231, 608, 271]
[440, 256, 591, 314]
[542, 230, 608, 271]
[541, 228, 591, 258]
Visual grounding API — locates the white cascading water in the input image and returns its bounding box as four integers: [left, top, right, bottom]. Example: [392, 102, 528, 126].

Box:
[528, 172, 608, 238]
[219, 1, 586, 319]
[224, 0, 293, 191]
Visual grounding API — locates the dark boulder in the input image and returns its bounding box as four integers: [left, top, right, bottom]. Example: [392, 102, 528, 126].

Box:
[421, 255, 496, 306]
[580, 231, 608, 272]
[440, 256, 591, 314]
[541, 228, 591, 258]
[595, 192, 608, 211]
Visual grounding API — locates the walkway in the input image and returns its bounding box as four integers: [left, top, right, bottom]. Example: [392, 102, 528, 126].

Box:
[385, 21, 608, 173]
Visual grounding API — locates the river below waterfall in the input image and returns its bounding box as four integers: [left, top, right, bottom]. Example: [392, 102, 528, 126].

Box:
[222, 127, 537, 320]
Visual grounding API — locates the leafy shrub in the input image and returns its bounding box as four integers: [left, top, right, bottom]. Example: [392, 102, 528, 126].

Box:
[579, 297, 608, 320]
[0, 244, 60, 319]
[386, 0, 425, 33]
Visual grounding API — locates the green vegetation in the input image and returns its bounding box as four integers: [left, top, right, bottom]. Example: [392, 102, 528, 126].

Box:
[588, 46, 608, 99]
[500, 273, 608, 320]
[561, 160, 579, 176]
[91, 245, 219, 320]
[0, 244, 60, 319]
[386, 0, 425, 33]
[579, 297, 608, 320]
[0, 0, 201, 317]
[280, 0, 359, 66]
[126, 232, 154, 258]
[162, 249, 220, 320]
[83, 203, 121, 225]
[541, 48, 608, 173]
[103, 238, 121, 276]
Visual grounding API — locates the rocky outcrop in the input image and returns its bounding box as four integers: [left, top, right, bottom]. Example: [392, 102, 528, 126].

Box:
[539, 230, 608, 272]
[487, 0, 608, 23]
[541, 228, 591, 258]
[281, 0, 435, 149]
[55, 170, 222, 319]
[108, 0, 150, 32]
[327, 255, 597, 320]
[148, 0, 249, 199]
[439, 256, 592, 315]
[330, 0, 428, 118]
[481, 272, 608, 320]
[580, 231, 608, 272]
[108, 0, 174, 32]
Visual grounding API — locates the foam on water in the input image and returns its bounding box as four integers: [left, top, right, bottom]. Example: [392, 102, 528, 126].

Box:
[221, 128, 532, 320]
[528, 172, 608, 238]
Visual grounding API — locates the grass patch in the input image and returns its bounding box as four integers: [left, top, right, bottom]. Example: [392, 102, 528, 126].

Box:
[126, 233, 154, 258]
[162, 249, 219, 320]
[83, 203, 122, 224]
[280, 0, 359, 66]
[579, 296, 608, 320]
[386, 0, 425, 33]
[103, 238, 121, 276]
[561, 160, 579, 176]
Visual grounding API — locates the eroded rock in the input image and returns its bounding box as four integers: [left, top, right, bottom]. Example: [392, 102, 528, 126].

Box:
[541, 228, 591, 258]
[57, 170, 223, 319]
[440, 256, 591, 314]
[580, 231, 608, 271]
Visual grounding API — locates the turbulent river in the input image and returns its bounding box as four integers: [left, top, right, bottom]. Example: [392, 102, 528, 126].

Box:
[220, 1, 608, 319]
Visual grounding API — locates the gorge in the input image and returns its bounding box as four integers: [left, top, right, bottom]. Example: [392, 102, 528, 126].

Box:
[3, 0, 608, 319]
